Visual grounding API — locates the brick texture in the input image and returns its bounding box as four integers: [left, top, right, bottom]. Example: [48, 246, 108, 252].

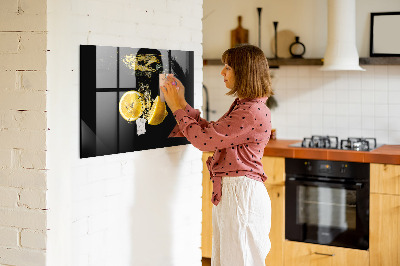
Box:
[19, 189, 47, 209]
[3, 0, 203, 265]
[21, 229, 47, 249]
[46, 0, 203, 264]
[0, 0, 47, 264]
[0, 187, 19, 208]
[0, 169, 47, 189]
[0, 227, 19, 247]
[0, 247, 46, 266]
[0, 208, 46, 230]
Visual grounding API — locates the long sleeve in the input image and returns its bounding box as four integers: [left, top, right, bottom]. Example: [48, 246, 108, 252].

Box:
[169, 104, 211, 137]
[168, 97, 271, 206]
[172, 104, 257, 152]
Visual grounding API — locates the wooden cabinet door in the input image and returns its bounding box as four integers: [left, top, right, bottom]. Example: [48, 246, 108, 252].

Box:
[370, 193, 400, 266]
[262, 156, 285, 265]
[370, 163, 400, 195]
[284, 241, 369, 266]
[202, 152, 213, 258]
[262, 156, 285, 186]
[264, 184, 284, 266]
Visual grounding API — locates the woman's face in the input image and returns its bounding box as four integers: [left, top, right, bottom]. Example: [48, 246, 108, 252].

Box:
[220, 64, 235, 89]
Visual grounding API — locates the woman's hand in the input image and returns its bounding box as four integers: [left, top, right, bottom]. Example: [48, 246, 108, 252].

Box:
[160, 76, 187, 113]
[172, 76, 187, 107]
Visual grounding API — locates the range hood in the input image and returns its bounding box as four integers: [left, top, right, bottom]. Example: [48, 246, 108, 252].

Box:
[320, 0, 365, 71]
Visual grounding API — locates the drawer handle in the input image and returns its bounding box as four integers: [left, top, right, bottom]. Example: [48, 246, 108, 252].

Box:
[314, 252, 335, 257]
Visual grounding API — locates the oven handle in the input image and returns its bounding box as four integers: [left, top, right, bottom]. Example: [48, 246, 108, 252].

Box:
[286, 177, 364, 189]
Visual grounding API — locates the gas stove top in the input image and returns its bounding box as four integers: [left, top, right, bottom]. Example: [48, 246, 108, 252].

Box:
[289, 135, 382, 151]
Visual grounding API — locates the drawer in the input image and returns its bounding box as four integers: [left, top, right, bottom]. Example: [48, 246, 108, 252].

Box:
[283, 241, 369, 266]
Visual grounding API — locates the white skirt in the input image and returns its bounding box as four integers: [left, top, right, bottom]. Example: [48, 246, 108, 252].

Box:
[212, 176, 271, 266]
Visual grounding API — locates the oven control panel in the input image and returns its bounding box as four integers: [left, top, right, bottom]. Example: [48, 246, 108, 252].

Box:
[286, 158, 369, 180]
[318, 162, 332, 173]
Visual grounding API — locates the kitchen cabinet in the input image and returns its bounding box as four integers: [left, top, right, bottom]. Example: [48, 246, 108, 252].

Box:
[260, 141, 400, 266]
[261, 156, 285, 186]
[202, 155, 400, 265]
[261, 156, 285, 266]
[370, 193, 400, 266]
[370, 163, 400, 195]
[264, 184, 284, 266]
[201, 154, 286, 266]
[284, 241, 369, 266]
[201, 152, 213, 258]
[370, 163, 400, 266]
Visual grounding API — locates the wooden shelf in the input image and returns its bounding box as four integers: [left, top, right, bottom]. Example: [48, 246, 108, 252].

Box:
[268, 58, 322, 67]
[359, 57, 400, 65]
[203, 57, 400, 67]
[203, 58, 323, 67]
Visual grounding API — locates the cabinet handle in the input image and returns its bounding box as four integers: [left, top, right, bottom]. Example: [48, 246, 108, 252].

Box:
[314, 252, 335, 257]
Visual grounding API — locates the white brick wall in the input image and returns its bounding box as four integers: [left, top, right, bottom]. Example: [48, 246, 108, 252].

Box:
[0, 227, 19, 247]
[47, 1, 203, 266]
[0, 187, 19, 208]
[0, 248, 46, 266]
[21, 229, 47, 250]
[3, 0, 203, 264]
[0, 0, 48, 265]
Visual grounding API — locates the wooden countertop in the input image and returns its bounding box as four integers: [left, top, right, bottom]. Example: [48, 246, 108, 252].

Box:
[263, 139, 400, 165]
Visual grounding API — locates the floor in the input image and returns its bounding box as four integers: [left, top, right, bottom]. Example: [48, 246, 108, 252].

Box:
[202, 257, 211, 266]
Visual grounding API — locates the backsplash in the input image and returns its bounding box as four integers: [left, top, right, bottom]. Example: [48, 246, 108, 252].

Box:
[203, 65, 400, 144]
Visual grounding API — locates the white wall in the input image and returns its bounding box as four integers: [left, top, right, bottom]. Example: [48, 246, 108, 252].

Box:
[271, 65, 400, 144]
[203, 0, 400, 58]
[0, 0, 48, 265]
[47, 0, 203, 266]
[204, 64, 400, 144]
[203, 0, 400, 145]
[204, 0, 326, 59]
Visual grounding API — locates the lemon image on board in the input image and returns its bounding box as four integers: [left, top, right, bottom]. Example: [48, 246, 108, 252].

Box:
[119, 91, 144, 122]
[147, 96, 168, 125]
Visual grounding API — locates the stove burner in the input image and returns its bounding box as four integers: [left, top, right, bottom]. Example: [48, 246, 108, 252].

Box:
[301, 135, 339, 149]
[295, 136, 378, 151]
[340, 137, 377, 151]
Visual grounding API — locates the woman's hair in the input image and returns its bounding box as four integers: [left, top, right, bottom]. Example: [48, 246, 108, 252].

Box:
[221, 44, 273, 99]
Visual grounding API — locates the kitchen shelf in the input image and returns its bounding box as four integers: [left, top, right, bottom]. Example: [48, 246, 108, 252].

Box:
[203, 57, 400, 67]
[203, 58, 323, 67]
[359, 57, 400, 65]
[268, 58, 323, 67]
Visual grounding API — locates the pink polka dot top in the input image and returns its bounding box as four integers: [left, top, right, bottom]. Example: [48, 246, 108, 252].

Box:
[169, 97, 272, 206]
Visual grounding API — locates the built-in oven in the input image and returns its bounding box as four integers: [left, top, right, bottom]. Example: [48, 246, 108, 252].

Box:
[285, 158, 369, 250]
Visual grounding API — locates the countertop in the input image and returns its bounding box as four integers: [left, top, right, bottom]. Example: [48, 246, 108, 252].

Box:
[263, 139, 400, 165]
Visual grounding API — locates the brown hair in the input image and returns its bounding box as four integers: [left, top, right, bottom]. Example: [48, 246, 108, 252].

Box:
[221, 44, 273, 99]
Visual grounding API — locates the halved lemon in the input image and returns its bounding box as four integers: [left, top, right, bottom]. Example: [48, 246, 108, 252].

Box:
[119, 91, 144, 122]
[147, 96, 168, 125]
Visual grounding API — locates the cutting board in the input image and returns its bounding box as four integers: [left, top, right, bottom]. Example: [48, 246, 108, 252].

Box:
[231, 16, 249, 48]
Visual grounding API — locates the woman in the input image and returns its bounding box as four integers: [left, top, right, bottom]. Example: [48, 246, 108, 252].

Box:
[161, 44, 273, 266]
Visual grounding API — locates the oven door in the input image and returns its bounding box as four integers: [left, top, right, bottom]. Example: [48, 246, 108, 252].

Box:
[285, 177, 369, 250]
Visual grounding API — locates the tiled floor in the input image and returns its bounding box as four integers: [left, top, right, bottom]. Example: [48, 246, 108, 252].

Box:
[202, 257, 211, 266]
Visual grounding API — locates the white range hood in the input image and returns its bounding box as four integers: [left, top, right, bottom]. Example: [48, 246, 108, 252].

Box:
[320, 0, 365, 71]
